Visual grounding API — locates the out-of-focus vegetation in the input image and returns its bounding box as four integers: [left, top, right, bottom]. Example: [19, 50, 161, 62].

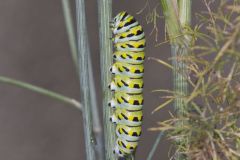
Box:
[150, 0, 240, 159]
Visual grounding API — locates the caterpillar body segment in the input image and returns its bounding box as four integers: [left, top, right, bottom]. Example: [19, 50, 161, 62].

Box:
[116, 124, 141, 141]
[113, 51, 145, 64]
[110, 62, 144, 78]
[110, 114, 142, 127]
[114, 39, 146, 52]
[112, 91, 143, 106]
[109, 75, 143, 93]
[109, 80, 143, 94]
[117, 138, 138, 151]
[114, 138, 139, 156]
[108, 99, 143, 111]
[110, 11, 145, 157]
[110, 108, 143, 126]
[113, 25, 145, 43]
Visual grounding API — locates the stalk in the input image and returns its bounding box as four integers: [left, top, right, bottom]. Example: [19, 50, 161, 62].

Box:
[61, 1, 103, 159]
[61, 0, 78, 68]
[0, 76, 82, 110]
[147, 132, 164, 160]
[97, 0, 117, 160]
[160, 0, 192, 159]
[179, 0, 191, 28]
[88, 56, 104, 160]
[75, 0, 96, 159]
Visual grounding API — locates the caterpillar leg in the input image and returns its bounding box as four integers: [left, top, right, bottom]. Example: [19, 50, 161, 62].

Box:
[113, 145, 125, 157]
[108, 81, 117, 91]
[108, 99, 117, 108]
[108, 37, 114, 41]
[109, 65, 117, 74]
[109, 21, 114, 28]
[109, 114, 118, 124]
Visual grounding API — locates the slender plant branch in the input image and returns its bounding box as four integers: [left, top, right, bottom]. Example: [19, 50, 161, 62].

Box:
[0, 76, 82, 110]
[147, 132, 164, 160]
[75, 0, 96, 159]
[61, 0, 78, 68]
[61, 1, 104, 159]
[97, 0, 118, 160]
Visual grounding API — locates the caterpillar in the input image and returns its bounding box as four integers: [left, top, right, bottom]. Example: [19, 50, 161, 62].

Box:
[109, 11, 145, 157]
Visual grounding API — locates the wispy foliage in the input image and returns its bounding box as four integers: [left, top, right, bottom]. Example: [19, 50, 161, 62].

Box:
[151, 0, 240, 159]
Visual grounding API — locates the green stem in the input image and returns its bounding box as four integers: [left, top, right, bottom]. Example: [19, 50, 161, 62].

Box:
[97, 0, 117, 160]
[61, 1, 104, 159]
[75, 0, 96, 159]
[160, 0, 191, 159]
[61, 0, 78, 68]
[88, 56, 104, 160]
[0, 76, 82, 110]
[178, 0, 191, 27]
[147, 132, 164, 160]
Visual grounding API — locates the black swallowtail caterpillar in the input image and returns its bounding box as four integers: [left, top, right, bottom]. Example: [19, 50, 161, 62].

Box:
[109, 11, 145, 157]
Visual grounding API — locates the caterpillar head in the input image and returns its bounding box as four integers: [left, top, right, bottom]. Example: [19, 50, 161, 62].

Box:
[112, 11, 128, 28]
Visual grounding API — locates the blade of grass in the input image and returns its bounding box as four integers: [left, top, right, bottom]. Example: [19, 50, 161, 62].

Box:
[0, 76, 82, 110]
[152, 99, 173, 114]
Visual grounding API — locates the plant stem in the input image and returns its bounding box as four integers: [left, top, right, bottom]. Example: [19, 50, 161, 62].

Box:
[97, 0, 117, 160]
[178, 0, 191, 27]
[61, 1, 104, 159]
[177, 0, 192, 112]
[0, 76, 82, 110]
[160, 0, 191, 159]
[61, 0, 78, 68]
[75, 0, 96, 159]
[88, 56, 104, 160]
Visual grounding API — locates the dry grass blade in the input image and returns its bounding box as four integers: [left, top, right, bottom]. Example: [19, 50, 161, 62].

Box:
[152, 98, 173, 114]
[149, 57, 174, 70]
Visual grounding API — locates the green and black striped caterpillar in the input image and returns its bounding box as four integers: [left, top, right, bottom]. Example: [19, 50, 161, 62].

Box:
[109, 11, 145, 157]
